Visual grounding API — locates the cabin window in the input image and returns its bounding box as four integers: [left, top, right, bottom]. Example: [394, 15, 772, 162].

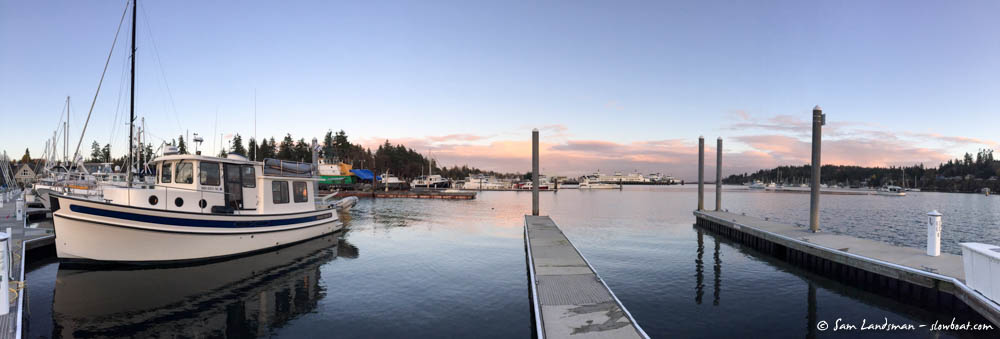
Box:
[242, 166, 256, 188]
[200, 162, 221, 186]
[272, 181, 289, 204]
[160, 163, 172, 183]
[176, 161, 194, 184]
[293, 181, 308, 203]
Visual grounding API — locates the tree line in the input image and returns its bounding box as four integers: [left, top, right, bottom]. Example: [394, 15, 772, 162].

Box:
[723, 149, 1000, 193]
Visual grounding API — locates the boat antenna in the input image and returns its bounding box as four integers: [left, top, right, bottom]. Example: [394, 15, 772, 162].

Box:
[127, 0, 137, 187]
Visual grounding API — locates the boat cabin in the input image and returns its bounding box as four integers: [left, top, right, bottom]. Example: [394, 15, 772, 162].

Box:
[101, 154, 319, 215]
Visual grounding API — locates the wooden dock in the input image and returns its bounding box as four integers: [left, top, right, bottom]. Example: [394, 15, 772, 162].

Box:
[524, 215, 647, 339]
[0, 196, 56, 339]
[694, 210, 1000, 326]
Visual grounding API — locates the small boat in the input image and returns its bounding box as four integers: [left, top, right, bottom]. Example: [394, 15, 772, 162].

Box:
[748, 181, 766, 190]
[558, 180, 580, 189]
[877, 185, 906, 196]
[411, 174, 450, 189]
[380, 172, 407, 190]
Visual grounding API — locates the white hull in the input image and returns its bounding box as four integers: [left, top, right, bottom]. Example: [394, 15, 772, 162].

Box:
[51, 195, 342, 263]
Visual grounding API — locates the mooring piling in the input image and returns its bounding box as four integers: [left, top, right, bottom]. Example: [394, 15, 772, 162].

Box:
[532, 128, 539, 216]
[809, 105, 824, 233]
[715, 137, 722, 212]
[698, 136, 704, 211]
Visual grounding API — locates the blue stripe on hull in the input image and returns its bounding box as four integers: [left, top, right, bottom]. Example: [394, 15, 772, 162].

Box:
[69, 205, 332, 229]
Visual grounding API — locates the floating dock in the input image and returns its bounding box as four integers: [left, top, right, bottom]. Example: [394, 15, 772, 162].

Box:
[524, 215, 647, 339]
[694, 210, 1000, 326]
[332, 190, 476, 200]
[0, 196, 56, 339]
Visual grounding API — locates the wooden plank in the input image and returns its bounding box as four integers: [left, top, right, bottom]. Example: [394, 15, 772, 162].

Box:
[525, 215, 647, 339]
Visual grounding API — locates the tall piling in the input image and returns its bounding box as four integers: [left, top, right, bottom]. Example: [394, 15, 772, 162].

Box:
[715, 137, 722, 211]
[809, 105, 824, 233]
[698, 136, 704, 211]
[532, 128, 539, 216]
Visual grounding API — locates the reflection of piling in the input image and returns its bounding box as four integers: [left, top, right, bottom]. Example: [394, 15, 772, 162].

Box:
[696, 229, 705, 304]
[807, 282, 817, 339]
[698, 136, 704, 211]
[809, 106, 824, 233]
[532, 128, 539, 216]
[715, 137, 722, 211]
[713, 236, 721, 306]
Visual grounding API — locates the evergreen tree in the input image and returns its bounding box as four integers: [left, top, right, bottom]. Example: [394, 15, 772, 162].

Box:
[177, 135, 188, 154]
[322, 130, 336, 161]
[101, 144, 111, 163]
[294, 138, 310, 162]
[20, 148, 30, 163]
[247, 138, 258, 161]
[230, 134, 247, 156]
[277, 134, 295, 160]
[90, 141, 102, 162]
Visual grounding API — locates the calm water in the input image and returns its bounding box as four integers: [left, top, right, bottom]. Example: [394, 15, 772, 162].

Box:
[25, 186, 1000, 338]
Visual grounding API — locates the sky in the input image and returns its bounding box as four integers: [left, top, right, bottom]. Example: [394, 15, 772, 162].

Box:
[2, 0, 998, 180]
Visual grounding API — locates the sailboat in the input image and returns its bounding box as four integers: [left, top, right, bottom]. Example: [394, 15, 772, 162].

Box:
[49, 0, 342, 263]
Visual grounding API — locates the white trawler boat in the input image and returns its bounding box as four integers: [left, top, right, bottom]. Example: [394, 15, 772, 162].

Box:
[50, 156, 342, 263]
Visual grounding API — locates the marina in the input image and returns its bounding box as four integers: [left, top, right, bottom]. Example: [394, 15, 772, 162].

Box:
[4, 0, 1000, 337]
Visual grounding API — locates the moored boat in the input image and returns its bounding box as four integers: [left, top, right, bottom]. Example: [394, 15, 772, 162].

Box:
[877, 185, 906, 196]
[50, 155, 342, 263]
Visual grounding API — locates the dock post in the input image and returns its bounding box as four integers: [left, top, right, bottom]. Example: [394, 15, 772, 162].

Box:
[927, 210, 942, 256]
[532, 128, 539, 216]
[698, 136, 704, 211]
[809, 106, 824, 233]
[715, 137, 722, 211]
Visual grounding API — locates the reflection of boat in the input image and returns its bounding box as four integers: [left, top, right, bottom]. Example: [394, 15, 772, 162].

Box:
[53, 233, 356, 338]
[877, 185, 906, 196]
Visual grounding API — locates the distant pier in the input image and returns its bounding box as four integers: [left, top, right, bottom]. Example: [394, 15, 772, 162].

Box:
[524, 215, 648, 339]
[332, 190, 476, 200]
[694, 210, 1000, 326]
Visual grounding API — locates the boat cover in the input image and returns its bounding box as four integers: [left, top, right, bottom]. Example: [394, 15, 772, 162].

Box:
[263, 158, 316, 178]
[349, 169, 382, 181]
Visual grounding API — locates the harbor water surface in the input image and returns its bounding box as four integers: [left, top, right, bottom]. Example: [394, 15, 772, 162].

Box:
[26, 186, 1000, 338]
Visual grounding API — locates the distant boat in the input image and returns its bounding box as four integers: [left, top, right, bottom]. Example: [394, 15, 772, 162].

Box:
[877, 185, 906, 196]
[579, 179, 619, 189]
[748, 181, 766, 190]
[411, 174, 450, 189]
[558, 180, 580, 189]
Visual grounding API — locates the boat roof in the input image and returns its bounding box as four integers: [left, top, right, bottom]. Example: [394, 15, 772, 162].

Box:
[151, 154, 255, 165]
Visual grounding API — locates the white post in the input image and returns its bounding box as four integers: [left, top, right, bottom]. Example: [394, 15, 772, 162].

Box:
[927, 210, 942, 256]
[15, 198, 24, 221]
[0, 231, 8, 315]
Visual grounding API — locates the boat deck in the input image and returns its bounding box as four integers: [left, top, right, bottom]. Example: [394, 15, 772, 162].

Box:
[524, 215, 647, 339]
[0, 198, 56, 339]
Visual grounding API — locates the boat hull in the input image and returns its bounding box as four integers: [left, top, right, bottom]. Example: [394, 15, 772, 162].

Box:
[50, 194, 342, 263]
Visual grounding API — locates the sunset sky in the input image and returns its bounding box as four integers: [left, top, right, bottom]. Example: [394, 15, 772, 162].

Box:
[2, 0, 998, 179]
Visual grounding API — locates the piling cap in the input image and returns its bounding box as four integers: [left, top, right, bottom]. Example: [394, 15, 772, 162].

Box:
[928, 210, 942, 217]
[532, 128, 538, 132]
[813, 105, 822, 111]
[717, 137, 722, 140]
[699, 135, 704, 139]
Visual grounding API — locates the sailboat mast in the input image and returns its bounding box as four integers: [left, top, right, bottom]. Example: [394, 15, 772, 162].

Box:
[127, 0, 136, 187]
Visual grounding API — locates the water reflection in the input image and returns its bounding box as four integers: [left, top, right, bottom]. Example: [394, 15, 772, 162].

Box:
[695, 229, 704, 304]
[52, 234, 357, 338]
